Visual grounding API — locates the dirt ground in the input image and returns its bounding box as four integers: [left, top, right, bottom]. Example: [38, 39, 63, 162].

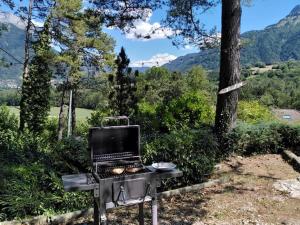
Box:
[81, 154, 300, 225]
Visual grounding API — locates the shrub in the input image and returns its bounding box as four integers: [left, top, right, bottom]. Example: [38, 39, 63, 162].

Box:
[142, 128, 218, 187]
[0, 162, 90, 221]
[43, 118, 59, 143]
[136, 101, 159, 134]
[52, 137, 89, 174]
[87, 110, 114, 127]
[255, 62, 266, 68]
[225, 122, 300, 156]
[238, 100, 274, 124]
[0, 106, 18, 131]
[157, 91, 214, 132]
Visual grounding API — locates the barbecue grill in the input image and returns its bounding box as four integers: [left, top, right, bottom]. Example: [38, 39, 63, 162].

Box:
[62, 116, 182, 225]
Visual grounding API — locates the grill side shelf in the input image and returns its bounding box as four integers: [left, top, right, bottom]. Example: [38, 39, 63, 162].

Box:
[146, 166, 183, 180]
[62, 173, 97, 192]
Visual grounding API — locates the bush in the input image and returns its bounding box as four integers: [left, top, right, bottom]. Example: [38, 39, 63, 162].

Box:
[136, 101, 159, 134]
[51, 137, 89, 174]
[0, 162, 91, 221]
[238, 100, 274, 123]
[0, 107, 91, 221]
[0, 106, 18, 131]
[225, 122, 300, 156]
[255, 62, 266, 68]
[157, 91, 214, 132]
[142, 128, 218, 187]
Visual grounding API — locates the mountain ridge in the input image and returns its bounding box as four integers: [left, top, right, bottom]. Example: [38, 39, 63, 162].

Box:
[164, 5, 300, 72]
[0, 16, 25, 80]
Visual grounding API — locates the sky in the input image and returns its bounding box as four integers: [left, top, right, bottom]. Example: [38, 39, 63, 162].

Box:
[2, 0, 300, 67]
[103, 0, 300, 67]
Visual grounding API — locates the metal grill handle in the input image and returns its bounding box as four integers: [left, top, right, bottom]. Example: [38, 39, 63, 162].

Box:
[116, 185, 127, 206]
[101, 116, 129, 127]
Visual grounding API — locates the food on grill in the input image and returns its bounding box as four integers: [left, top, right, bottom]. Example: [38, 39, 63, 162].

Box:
[111, 168, 125, 174]
[126, 167, 142, 173]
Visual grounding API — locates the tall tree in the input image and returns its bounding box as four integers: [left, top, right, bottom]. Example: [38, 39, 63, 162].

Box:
[18, 0, 54, 131]
[25, 20, 53, 132]
[215, 0, 241, 138]
[152, 0, 241, 138]
[19, 0, 33, 131]
[109, 47, 138, 116]
[52, 0, 115, 138]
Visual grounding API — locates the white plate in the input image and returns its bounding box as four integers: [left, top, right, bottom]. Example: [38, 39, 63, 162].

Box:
[152, 162, 176, 171]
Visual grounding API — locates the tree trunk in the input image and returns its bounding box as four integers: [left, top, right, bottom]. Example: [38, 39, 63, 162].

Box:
[19, 0, 33, 131]
[71, 90, 76, 135]
[215, 0, 241, 139]
[58, 87, 66, 140]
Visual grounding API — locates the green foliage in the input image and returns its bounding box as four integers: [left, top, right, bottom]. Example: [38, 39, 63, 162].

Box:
[240, 61, 300, 110]
[24, 20, 53, 132]
[0, 107, 91, 221]
[108, 47, 138, 116]
[0, 89, 20, 106]
[184, 66, 210, 91]
[225, 122, 300, 156]
[143, 128, 218, 186]
[136, 101, 159, 133]
[0, 105, 18, 131]
[254, 62, 266, 68]
[0, 162, 91, 221]
[52, 137, 89, 173]
[87, 110, 111, 127]
[238, 100, 274, 124]
[137, 67, 186, 105]
[157, 91, 214, 131]
[52, 0, 115, 86]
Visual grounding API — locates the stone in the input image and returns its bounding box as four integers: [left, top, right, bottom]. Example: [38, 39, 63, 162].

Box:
[273, 178, 300, 199]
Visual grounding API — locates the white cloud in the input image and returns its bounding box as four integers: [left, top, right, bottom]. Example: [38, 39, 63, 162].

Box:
[183, 44, 193, 50]
[124, 11, 173, 41]
[130, 53, 177, 67]
[32, 19, 44, 28]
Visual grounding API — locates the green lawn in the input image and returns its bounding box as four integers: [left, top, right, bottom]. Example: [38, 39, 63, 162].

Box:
[7, 106, 93, 121]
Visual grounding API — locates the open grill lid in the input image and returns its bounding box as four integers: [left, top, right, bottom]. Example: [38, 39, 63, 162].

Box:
[88, 117, 141, 164]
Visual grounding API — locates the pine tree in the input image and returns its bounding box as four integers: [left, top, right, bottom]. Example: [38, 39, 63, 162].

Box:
[18, 0, 54, 132]
[25, 19, 53, 132]
[52, 0, 115, 138]
[109, 47, 138, 116]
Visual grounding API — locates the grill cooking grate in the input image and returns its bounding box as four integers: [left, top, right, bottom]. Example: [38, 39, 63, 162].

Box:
[94, 162, 150, 179]
[97, 168, 150, 179]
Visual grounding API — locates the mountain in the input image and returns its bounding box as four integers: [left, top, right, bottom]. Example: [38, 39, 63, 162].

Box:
[165, 5, 300, 72]
[0, 12, 25, 80]
[131, 66, 150, 73]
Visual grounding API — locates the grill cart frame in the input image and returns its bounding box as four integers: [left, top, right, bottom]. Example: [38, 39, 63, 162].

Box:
[62, 116, 182, 225]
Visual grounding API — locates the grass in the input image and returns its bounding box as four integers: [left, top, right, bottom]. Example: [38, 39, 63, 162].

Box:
[7, 106, 93, 121]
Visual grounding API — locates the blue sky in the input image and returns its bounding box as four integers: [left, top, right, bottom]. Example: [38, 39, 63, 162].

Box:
[104, 0, 300, 67]
[2, 0, 299, 67]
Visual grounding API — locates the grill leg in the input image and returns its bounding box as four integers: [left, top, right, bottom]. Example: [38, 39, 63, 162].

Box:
[100, 208, 107, 225]
[99, 200, 107, 225]
[94, 199, 100, 225]
[151, 196, 158, 225]
[138, 202, 144, 225]
[94, 199, 107, 225]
